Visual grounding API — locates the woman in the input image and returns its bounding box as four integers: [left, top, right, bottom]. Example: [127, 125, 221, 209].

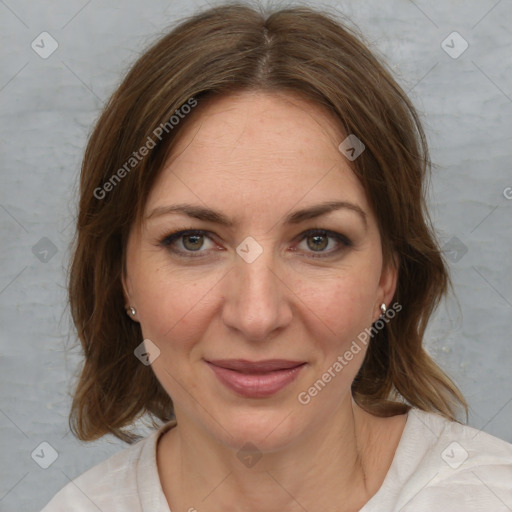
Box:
[42, 3, 512, 511]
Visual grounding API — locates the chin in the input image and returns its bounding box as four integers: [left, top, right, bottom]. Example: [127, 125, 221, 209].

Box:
[203, 401, 306, 453]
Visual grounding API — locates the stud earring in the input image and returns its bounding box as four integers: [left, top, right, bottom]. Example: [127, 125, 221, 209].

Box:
[127, 306, 137, 317]
[380, 303, 387, 315]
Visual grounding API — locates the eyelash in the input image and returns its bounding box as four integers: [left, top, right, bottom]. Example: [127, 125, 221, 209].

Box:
[159, 227, 353, 259]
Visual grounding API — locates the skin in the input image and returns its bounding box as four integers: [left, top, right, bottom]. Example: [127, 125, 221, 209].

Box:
[123, 90, 407, 512]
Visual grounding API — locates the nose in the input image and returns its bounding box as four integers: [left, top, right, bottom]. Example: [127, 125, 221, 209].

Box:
[221, 246, 294, 342]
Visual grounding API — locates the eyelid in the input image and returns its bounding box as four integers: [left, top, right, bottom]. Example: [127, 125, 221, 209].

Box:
[160, 228, 221, 258]
[159, 227, 353, 258]
[291, 228, 353, 258]
[293, 228, 352, 247]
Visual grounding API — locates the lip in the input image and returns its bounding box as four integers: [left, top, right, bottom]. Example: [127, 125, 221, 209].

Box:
[205, 359, 306, 398]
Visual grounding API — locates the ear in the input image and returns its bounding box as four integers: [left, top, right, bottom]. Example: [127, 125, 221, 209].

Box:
[121, 270, 138, 322]
[121, 269, 133, 306]
[374, 252, 399, 322]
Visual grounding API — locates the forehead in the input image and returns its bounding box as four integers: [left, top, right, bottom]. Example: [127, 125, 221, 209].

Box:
[146, 90, 370, 221]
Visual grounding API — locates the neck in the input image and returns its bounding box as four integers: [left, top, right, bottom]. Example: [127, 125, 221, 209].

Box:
[157, 398, 395, 512]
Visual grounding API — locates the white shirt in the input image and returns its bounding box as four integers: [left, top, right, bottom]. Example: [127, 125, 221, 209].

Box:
[41, 408, 512, 511]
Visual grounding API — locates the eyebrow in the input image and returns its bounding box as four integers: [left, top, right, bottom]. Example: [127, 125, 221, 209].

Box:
[146, 200, 367, 229]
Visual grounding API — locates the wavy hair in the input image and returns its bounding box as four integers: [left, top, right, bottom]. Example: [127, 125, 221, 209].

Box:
[68, 2, 467, 443]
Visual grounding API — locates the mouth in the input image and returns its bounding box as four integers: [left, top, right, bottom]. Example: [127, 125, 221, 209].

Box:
[205, 359, 306, 398]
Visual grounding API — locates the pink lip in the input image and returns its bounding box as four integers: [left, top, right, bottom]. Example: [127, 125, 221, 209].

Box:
[205, 359, 306, 398]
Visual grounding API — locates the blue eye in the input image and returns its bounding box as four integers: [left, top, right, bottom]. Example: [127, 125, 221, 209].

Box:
[159, 228, 352, 259]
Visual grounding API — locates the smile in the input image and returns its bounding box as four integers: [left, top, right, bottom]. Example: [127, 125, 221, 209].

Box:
[205, 359, 306, 398]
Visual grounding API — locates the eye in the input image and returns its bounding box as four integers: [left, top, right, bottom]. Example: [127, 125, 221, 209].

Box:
[294, 229, 352, 258]
[159, 227, 353, 259]
[160, 229, 219, 257]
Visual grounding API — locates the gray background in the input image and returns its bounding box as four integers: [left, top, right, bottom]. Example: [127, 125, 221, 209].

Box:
[1, 0, 511, 510]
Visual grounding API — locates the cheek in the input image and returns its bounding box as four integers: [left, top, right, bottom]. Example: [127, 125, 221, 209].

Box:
[291, 275, 379, 405]
[133, 265, 223, 345]
[291, 267, 380, 355]
[133, 268, 221, 399]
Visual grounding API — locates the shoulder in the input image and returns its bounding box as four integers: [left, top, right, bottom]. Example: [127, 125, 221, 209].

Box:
[40, 436, 150, 512]
[384, 408, 512, 511]
[40, 422, 174, 512]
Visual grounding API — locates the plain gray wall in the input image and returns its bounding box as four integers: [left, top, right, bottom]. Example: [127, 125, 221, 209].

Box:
[1, 0, 511, 510]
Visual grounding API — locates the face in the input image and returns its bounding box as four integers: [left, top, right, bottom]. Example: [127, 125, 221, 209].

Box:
[123, 90, 397, 451]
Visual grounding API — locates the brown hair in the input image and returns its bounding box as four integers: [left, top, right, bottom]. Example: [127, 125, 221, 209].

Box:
[68, 1, 467, 443]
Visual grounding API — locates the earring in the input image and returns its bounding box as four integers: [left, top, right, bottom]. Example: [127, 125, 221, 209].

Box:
[127, 306, 137, 317]
[380, 303, 387, 315]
